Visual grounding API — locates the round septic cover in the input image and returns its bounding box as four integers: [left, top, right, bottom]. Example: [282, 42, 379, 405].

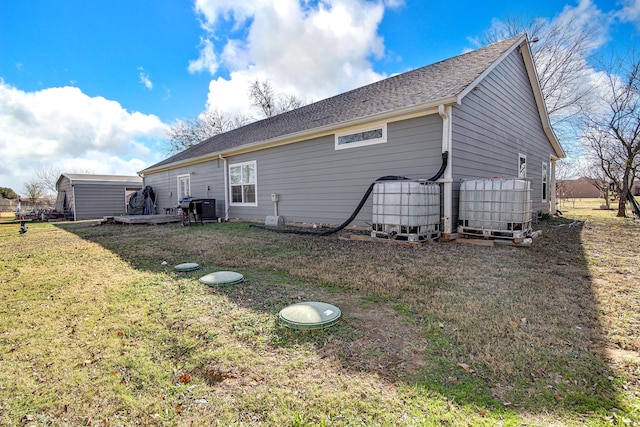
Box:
[279, 301, 341, 330]
[174, 262, 200, 272]
[199, 271, 245, 286]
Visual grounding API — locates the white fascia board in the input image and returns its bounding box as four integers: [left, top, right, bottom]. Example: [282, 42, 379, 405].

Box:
[456, 35, 527, 104]
[457, 34, 566, 158]
[519, 40, 565, 159]
[456, 34, 565, 160]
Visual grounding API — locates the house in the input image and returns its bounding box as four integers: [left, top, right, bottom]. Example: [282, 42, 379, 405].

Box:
[0, 198, 17, 213]
[557, 178, 604, 199]
[55, 174, 143, 220]
[140, 35, 564, 236]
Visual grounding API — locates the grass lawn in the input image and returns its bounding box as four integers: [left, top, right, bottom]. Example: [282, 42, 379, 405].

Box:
[1, 199, 638, 426]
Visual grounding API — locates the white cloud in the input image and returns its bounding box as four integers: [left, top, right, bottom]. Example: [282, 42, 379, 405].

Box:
[193, 0, 257, 31]
[555, 0, 611, 51]
[138, 67, 153, 90]
[618, 0, 640, 28]
[188, 37, 220, 75]
[0, 80, 167, 194]
[204, 71, 256, 117]
[191, 0, 396, 117]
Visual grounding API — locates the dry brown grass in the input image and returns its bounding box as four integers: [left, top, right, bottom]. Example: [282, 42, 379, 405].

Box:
[1, 205, 638, 425]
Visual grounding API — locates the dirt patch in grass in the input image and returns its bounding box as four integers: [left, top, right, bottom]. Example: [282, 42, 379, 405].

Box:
[202, 276, 430, 382]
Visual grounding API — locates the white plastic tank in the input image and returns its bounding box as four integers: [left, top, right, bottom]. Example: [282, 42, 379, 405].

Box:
[371, 180, 440, 241]
[458, 178, 532, 237]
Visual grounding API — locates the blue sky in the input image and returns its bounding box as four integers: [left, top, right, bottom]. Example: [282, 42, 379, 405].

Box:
[1, 0, 638, 194]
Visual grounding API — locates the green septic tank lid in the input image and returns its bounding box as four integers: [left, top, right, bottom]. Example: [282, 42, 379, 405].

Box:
[199, 271, 245, 286]
[174, 262, 200, 272]
[279, 301, 341, 330]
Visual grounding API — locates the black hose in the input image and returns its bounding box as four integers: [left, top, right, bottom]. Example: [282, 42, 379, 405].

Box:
[427, 151, 448, 181]
[251, 175, 409, 236]
[253, 151, 449, 236]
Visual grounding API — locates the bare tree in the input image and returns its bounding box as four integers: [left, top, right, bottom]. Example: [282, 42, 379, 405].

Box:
[164, 109, 248, 155]
[35, 167, 61, 196]
[165, 79, 307, 154]
[554, 159, 578, 211]
[582, 162, 612, 209]
[482, 11, 601, 145]
[34, 167, 93, 197]
[583, 53, 640, 217]
[249, 79, 306, 118]
[22, 179, 45, 208]
[249, 79, 277, 118]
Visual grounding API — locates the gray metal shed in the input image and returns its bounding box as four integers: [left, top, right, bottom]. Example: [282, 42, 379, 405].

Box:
[55, 174, 142, 220]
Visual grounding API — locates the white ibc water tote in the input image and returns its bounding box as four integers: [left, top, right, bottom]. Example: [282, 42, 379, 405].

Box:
[457, 178, 532, 239]
[371, 180, 441, 241]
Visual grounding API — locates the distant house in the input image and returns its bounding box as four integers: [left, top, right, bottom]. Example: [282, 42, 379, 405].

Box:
[140, 35, 564, 236]
[0, 198, 17, 212]
[557, 178, 603, 199]
[558, 178, 640, 199]
[55, 174, 142, 220]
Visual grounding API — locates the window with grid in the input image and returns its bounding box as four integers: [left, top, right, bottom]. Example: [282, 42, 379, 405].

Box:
[229, 161, 257, 206]
[177, 174, 190, 202]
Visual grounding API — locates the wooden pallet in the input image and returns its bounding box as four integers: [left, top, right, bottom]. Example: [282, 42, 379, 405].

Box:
[370, 230, 441, 242]
[343, 234, 426, 248]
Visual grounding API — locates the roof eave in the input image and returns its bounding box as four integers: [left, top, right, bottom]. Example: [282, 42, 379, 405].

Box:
[455, 35, 565, 160]
[518, 38, 566, 159]
[139, 98, 457, 176]
[58, 173, 143, 186]
[456, 35, 527, 104]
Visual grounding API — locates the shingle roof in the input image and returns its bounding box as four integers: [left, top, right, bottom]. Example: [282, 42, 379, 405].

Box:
[58, 173, 142, 186]
[143, 36, 522, 172]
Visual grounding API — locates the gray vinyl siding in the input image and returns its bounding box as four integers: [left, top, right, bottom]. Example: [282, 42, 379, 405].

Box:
[73, 184, 122, 220]
[145, 115, 444, 226]
[226, 115, 443, 226]
[71, 183, 138, 220]
[451, 49, 556, 224]
[144, 159, 226, 218]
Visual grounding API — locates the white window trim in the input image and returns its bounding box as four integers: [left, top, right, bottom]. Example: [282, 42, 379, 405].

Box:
[518, 154, 527, 178]
[335, 122, 387, 150]
[229, 160, 258, 207]
[177, 174, 191, 203]
[542, 161, 549, 202]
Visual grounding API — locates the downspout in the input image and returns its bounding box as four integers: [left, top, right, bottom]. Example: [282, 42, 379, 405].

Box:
[219, 154, 229, 221]
[71, 185, 77, 221]
[550, 157, 558, 215]
[438, 104, 453, 235]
